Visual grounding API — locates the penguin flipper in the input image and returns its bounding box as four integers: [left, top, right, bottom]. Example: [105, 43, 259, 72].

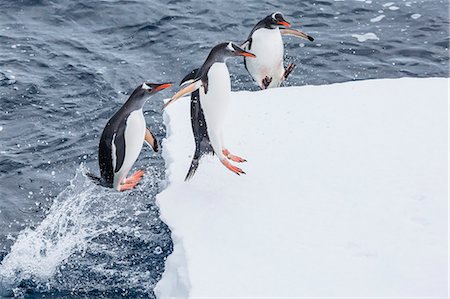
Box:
[180, 68, 200, 86]
[280, 28, 314, 42]
[114, 126, 126, 173]
[164, 79, 202, 109]
[241, 38, 252, 75]
[240, 38, 252, 50]
[202, 76, 209, 94]
[145, 128, 159, 152]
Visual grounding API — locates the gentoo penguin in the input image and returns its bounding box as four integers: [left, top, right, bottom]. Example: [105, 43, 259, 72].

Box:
[164, 42, 256, 176]
[242, 12, 314, 89]
[94, 82, 172, 191]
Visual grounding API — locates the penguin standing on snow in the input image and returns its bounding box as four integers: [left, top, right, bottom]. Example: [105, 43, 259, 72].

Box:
[92, 82, 172, 191]
[164, 42, 256, 176]
[242, 12, 314, 89]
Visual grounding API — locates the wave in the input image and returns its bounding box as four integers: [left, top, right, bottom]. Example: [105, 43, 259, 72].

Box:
[0, 164, 172, 298]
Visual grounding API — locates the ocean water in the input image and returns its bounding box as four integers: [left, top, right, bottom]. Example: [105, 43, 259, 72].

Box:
[0, 0, 448, 297]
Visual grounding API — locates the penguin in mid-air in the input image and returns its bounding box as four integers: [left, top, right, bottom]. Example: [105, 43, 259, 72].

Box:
[164, 42, 256, 176]
[242, 12, 314, 89]
[92, 82, 172, 191]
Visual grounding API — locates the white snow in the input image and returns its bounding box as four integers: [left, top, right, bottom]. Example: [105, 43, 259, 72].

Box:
[352, 32, 380, 42]
[411, 13, 422, 19]
[155, 78, 448, 298]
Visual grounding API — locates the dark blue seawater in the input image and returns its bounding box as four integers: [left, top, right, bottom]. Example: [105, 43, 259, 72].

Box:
[0, 0, 448, 297]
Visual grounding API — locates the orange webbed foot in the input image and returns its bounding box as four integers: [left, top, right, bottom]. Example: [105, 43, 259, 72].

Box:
[223, 149, 247, 163]
[221, 159, 246, 176]
[118, 182, 138, 192]
[227, 155, 247, 163]
[123, 170, 145, 184]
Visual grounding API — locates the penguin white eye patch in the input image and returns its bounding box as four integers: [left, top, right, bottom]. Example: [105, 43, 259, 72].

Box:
[142, 83, 152, 90]
[272, 12, 281, 20]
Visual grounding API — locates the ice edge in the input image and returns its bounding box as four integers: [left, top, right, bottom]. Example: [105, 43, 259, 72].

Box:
[154, 107, 191, 299]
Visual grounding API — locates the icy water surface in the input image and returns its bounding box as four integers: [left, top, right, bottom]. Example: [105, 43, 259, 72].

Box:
[0, 0, 448, 297]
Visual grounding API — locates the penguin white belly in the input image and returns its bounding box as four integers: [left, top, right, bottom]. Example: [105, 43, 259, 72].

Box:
[113, 109, 146, 189]
[245, 28, 284, 88]
[200, 63, 231, 159]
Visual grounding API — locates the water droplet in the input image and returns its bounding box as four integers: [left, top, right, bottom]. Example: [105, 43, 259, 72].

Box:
[153, 246, 163, 255]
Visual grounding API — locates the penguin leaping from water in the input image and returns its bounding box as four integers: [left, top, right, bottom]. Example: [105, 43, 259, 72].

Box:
[93, 82, 172, 191]
[164, 42, 256, 176]
[242, 12, 314, 89]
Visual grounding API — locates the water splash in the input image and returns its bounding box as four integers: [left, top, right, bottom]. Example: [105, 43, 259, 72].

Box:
[0, 164, 172, 298]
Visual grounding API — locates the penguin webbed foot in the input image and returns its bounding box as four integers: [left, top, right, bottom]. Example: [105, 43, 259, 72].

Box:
[284, 63, 296, 80]
[119, 182, 137, 192]
[223, 149, 247, 163]
[123, 170, 145, 184]
[221, 159, 246, 176]
[261, 76, 272, 89]
[118, 170, 144, 191]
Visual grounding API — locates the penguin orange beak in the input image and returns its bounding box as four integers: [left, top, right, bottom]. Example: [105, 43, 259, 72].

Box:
[277, 21, 291, 28]
[231, 43, 256, 58]
[235, 47, 256, 58]
[153, 82, 173, 92]
[238, 50, 256, 58]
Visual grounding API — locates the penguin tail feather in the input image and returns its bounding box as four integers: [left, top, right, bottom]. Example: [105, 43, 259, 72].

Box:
[185, 158, 200, 181]
[185, 142, 214, 181]
[86, 172, 103, 186]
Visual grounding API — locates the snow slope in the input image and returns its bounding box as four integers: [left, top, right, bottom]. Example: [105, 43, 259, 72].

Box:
[155, 78, 448, 298]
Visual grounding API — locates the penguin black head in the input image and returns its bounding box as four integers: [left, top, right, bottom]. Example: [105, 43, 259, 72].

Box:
[163, 42, 256, 108]
[226, 42, 257, 58]
[127, 82, 172, 108]
[265, 12, 291, 29]
[211, 42, 256, 62]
